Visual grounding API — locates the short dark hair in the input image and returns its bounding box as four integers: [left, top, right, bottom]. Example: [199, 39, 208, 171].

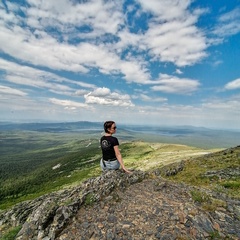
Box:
[104, 121, 115, 133]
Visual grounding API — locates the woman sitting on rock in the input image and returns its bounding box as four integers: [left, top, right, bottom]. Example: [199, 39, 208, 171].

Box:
[100, 121, 131, 173]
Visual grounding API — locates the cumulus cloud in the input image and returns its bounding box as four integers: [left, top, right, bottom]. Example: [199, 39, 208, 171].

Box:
[84, 87, 134, 107]
[225, 78, 240, 90]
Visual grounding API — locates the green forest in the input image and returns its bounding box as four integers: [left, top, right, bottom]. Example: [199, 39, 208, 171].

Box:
[0, 131, 102, 209]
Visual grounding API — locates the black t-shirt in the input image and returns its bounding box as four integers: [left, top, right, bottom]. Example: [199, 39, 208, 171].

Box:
[100, 135, 119, 160]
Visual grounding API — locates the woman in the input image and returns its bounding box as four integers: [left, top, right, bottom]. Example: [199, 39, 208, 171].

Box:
[100, 121, 131, 173]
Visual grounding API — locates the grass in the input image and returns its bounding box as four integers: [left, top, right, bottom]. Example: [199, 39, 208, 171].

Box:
[167, 147, 240, 199]
[84, 193, 97, 206]
[0, 226, 22, 240]
[190, 190, 210, 203]
[190, 189, 227, 212]
[122, 142, 220, 171]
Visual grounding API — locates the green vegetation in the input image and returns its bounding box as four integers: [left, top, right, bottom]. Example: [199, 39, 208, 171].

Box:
[0, 226, 22, 240]
[208, 231, 221, 239]
[122, 141, 218, 171]
[0, 131, 102, 209]
[190, 190, 210, 203]
[168, 147, 240, 199]
[84, 192, 97, 206]
[221, 181, 240, 189]
[190, 190, 227, 212]
[1, 128, 239, 211]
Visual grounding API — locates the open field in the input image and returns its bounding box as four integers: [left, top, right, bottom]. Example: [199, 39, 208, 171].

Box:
[121, 141, 221, 171]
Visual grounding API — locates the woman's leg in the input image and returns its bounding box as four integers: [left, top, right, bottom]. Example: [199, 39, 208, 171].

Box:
[109, 160, 120, 170]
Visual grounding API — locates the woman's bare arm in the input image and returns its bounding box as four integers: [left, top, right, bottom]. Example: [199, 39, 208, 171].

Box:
[114, 145, 131, 173]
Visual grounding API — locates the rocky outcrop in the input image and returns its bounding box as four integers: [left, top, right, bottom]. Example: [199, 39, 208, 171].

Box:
[0, 169, 240, 239]
[152, 160, 185, 177]
[203, 167, 240, 180]
[0, 170, 146, 240]
[57, 177, 240, 240]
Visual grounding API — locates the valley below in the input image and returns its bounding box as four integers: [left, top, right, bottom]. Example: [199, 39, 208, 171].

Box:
[0, 122, 239, 239]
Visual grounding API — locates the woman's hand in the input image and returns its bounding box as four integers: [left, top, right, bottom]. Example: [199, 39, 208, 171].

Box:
[122, 167, 132, 174]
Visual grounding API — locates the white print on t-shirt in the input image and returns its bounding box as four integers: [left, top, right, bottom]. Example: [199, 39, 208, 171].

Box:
[101, 140, 110, 149]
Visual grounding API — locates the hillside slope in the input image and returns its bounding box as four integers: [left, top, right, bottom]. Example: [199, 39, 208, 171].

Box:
[0, 145, 239, 239]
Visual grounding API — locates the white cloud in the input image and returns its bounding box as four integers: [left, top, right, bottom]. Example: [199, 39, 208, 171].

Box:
[49, 98, 90, 109]
[115, 29, 143, 51]
[0, 93, 56, 117]
[0, 85, 27, 96]
[202, 96, 240, 112]
[175, 69, 183, 75]
[151, 74, 200, 94]
[213, 7, 240, 37]
[119, 61, 150, 84]
[88, 87, 111, 97]
[224, 78, 240, 90]
[145, 20, 207, 67]
[0, 0, 209, 85]
[26, 0, 123, 35]
[138, 94, 167, 102]
[117, 95, 240, 129]
[84, 87, 134, 107]
[212, 60, 223, 67]
[135, 0, 208, 66]
[0, 59, 95, 96]
[0, 0, 126, 75]
[0, 22, 89, 72]
[74, 89, 90, 96]
[115, 1, 208, 67]
[137, 0, 191, 20]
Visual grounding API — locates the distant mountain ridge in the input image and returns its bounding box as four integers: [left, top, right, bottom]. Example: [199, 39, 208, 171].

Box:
[1, 121, 239, 132]
[1, 121, 239, 148]
[0, 121, 103, 132]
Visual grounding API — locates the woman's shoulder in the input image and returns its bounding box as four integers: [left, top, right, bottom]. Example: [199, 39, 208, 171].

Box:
[111, 135, 118, 139]
[101, 135, 118, 141]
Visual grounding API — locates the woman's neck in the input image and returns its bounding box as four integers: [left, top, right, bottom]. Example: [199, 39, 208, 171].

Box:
[105, 133, 112, 136]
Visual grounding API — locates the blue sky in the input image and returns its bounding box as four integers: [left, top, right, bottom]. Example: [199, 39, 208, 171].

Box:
[0, 0, 240, 129]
